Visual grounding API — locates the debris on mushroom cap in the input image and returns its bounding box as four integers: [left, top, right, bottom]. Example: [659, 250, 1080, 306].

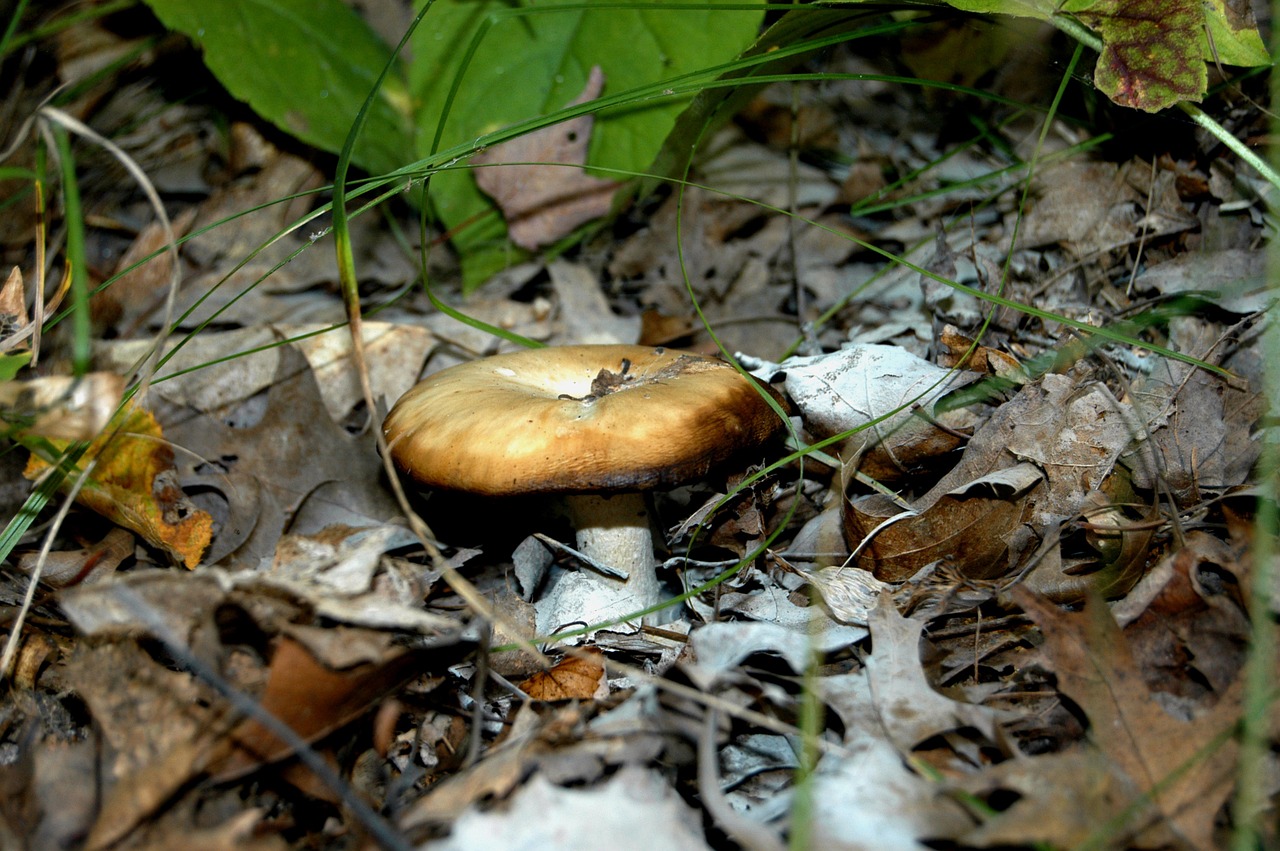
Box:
[383, 345, 784, 496]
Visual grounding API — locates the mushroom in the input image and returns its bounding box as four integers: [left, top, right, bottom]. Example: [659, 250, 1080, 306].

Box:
[382, 345, 783, 630]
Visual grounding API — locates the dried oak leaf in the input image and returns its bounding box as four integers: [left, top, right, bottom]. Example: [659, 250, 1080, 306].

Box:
[845, 463, 1043, 582]
[1013, 587, 1241, 849]
[473, 65, 619, 250]
[24, 405, 212, 568]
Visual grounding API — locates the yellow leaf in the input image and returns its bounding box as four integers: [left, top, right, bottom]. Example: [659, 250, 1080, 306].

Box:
[24, 405, 212, 568]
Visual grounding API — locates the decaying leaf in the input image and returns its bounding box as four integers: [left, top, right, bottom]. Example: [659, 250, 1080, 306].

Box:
[1076, 0, 1205, 112]
[863, 598, 1010, 749]
[16, 527, 134, 588]
[426, 766, 711, 851]
[519, 650, 608, 702]
[163, 343, 401, 570]
[1122, 320, 1261, 506]
[844, 463, 1043, 582]
[793, 564, 893, 626]
[23, 404, 212, 568]
[473, 66, 619, 251]
[0, 266, 31, 352]
[1015, 588, 1241, 849]
[207, 633, 435, 782]
[748, 345, 980, 482]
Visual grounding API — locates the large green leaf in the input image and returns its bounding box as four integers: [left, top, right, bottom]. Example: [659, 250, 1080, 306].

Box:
[144, 0, 414, 176]
[408, 0, 765, 289]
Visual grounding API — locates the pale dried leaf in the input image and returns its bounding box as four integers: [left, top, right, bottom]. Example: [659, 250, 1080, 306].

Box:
[473, 66, 619, 251]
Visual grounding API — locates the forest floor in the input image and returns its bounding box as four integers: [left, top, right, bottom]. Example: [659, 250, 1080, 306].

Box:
[0, 4, 1275, 850]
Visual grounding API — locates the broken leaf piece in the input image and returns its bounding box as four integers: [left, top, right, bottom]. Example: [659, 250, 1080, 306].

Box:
[473, 66, 620, 250]
[23, 404, 212, 568]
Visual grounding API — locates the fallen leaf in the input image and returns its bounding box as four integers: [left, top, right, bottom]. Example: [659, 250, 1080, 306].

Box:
[24, 404, 212, 568]
[473, 66, 619, 251]
[0, 266, 31, 351]
[1014, 587, 1241, 849]
[816, 666, 977, 849]
[0, 372, 125, 442]
[163, 343, 401, 570]
[957, 749, 1134, 848]
[844, 463, 1043, 582]
[750, 344, 981, 481]
[424, 766, 711, 851]
[519, 650, 608, 701]
[864, 597, 1009, 749]
[207, 633, 435, 783]
[16, 527, 134, 588]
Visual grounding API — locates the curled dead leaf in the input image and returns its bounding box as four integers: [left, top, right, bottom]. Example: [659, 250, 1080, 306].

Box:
[23, 404, 212, 568]
[844, 463, 1042, 582]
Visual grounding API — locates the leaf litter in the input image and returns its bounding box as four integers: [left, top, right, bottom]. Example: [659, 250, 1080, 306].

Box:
[0, 7, 1275, 850]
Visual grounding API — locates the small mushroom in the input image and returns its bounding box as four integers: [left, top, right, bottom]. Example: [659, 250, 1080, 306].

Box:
[383, 345, 783, 631]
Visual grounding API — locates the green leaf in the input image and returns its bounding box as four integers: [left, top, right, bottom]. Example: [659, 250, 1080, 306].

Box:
[142, 0, 414, 176]
[0, 352, 31, 382]
[1072, 0, 1205, 112]
[1200, 0, 1269, 67]
[940, 0, 1056, 18]
[408, 0, 765, 290]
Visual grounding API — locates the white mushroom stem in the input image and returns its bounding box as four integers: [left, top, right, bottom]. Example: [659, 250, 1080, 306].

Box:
[563, 492, 672, 627]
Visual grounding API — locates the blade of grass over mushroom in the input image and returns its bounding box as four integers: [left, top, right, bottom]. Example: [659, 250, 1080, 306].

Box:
[327, 0, 551, 662]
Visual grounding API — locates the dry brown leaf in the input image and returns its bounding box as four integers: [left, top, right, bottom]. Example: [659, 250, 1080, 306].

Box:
[519, 650, 608, 702]
[23, 404, 212, 567]
[1119, 532, 1250, 705]
[95, 207, 196, 333]
[473, 65, 619, 250]
[0, 266, 30, 351]
[16, 526, 134, 588]
[1015, 588, 1241, 849]
[207, 633, 428, 783]
[844, 464, 1042, 582]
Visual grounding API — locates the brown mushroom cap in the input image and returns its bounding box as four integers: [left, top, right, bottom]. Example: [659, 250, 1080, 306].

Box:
[383, 345, 783, 496]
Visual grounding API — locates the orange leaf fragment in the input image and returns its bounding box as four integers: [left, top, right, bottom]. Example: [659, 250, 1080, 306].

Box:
[24, 404, 212, 568]
[519, 650, 608, 701]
